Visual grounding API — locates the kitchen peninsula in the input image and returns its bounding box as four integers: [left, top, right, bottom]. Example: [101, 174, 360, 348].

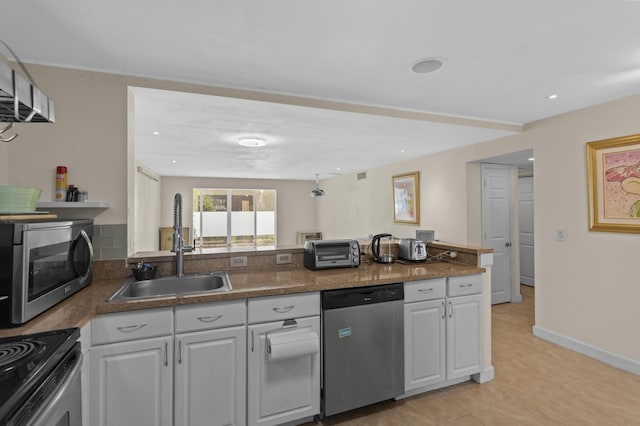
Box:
[0, 241, 493, 426]
[0, 241, 491, 336]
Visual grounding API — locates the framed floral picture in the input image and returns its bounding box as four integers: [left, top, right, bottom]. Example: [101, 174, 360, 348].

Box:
[586, 133, 640, 233]
[392, 172, 420, 224]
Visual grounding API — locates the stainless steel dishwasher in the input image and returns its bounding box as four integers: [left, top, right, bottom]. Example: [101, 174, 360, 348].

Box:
[322, 283, 404, 417]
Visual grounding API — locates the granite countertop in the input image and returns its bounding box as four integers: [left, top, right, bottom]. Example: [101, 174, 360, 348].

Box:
[0, 259, 484, 339]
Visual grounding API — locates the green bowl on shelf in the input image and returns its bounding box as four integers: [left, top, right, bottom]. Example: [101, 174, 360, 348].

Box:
[0, 186, 42, 213]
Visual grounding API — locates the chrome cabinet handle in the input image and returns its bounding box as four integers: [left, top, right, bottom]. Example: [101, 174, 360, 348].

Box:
[418, 288, 433, 293]
[458, 283, 474, 288]
[448, 301, 453, 318]
[273, 305, 294, 313]
[441, 301, 446, 319]
[198, 315, 223, 323]
[164, 341, 168, 367]
[251, 330, 255, 352]
[117, 323, 147, 333]
[178, 340, 183, 364]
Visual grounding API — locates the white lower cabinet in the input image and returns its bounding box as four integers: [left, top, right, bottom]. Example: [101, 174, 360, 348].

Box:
[90, 335, 174, 426]
[247, 293, 321, 426]
[89, 301, 246, 426]
[446, 293, 483, 380]
[404, 275, 483, 394]
[174, 326, 246, 426]
[404, 298, 446, 390]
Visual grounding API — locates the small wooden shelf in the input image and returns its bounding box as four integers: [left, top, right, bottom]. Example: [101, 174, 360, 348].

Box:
[37, 201, 111, 209]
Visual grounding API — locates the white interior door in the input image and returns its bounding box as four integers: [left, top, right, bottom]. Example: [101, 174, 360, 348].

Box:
[519, 177, 535, 286]
[482, 164, 513, 305]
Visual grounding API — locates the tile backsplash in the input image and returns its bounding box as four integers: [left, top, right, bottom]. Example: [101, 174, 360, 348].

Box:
[92, 224, 127, 260]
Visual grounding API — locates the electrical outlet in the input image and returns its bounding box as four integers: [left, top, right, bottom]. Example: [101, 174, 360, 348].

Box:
[276, 253, 292, 264]
[230, 256, 248, 267]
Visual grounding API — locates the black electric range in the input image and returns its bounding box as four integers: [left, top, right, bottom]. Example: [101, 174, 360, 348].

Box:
[0, 328, 80, 424]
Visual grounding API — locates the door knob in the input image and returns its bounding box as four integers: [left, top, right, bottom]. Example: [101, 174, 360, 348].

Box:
[505, 242, 512, 247]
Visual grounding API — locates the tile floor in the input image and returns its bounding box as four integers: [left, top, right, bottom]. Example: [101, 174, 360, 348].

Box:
[308, 285, 640, 425]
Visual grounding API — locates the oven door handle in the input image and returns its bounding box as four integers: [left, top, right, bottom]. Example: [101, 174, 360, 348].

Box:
[29, 350, 83, 426]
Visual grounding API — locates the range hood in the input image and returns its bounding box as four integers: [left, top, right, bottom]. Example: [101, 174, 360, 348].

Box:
[0, 59, 54, 123]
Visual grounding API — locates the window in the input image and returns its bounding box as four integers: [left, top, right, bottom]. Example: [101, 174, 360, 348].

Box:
[193, 188, 276, 248]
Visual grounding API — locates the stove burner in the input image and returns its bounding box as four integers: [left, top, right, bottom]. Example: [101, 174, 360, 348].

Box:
[0, 341, 45, 374]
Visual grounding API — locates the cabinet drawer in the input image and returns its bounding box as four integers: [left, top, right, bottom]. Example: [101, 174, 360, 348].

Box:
[404, 278, 446, 303]
[175, 299, 246, 333]
[248, 292, 320, 324]
[91, 307, 173, 345]
[447, 274, 482, 297]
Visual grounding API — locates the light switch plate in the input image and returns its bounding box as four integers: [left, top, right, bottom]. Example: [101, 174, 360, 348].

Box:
[230, 256, 248, 267]
[556, 228, 567, 241]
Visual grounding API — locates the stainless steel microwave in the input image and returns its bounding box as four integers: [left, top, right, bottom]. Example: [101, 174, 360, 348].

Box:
[0, 219, 94, 327]
[303, 239, 360, 270]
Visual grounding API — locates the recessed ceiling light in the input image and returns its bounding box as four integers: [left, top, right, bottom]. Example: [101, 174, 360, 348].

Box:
[172, 160, 177, 164]
[238, 137, 267, 147]
[153, 131, 160, 135]
[411, 58, 444, 74]
[528, 157, 535, 161]
[547, 94, 558, 100]
[400, 149, 405, 153]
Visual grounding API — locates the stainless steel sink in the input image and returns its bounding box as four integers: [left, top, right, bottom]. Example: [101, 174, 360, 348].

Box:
[108, 272, 232, 301]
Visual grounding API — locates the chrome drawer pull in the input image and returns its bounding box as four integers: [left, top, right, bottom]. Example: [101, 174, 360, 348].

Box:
[197, 315, 223, 323]
[418, 288, 433, 293]
[117, 323, 147, 333]
[458, 283, 474, 288]
[273, 305, 294, 313]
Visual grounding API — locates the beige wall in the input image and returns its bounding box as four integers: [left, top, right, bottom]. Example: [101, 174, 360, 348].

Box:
[5, 63, 640, 366]
[318, 95, 640, 365]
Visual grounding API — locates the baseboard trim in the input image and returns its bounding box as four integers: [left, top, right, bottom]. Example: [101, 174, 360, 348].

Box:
[533, 325, 640, 376]
[473, 365, 495, 383]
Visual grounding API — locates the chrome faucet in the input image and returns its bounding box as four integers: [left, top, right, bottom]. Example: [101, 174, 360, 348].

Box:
[171, 193, 193, 277]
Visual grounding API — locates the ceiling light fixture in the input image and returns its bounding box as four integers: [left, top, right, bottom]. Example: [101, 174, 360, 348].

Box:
[238, 137, 266, 147]
[311, 174, 325, 197]
[547, 94, 558, 100]
[153, 131, 160, 135]
[411, 58, 444, 74]
[528, 157, 535, 161]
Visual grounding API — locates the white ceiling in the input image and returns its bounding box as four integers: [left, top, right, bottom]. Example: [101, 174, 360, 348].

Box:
[3, 1, 640, 180]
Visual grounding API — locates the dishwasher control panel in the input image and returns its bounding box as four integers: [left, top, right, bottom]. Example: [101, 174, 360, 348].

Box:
[321, 283, 404, 309]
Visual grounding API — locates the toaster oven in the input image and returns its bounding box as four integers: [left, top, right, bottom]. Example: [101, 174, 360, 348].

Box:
[303, 239, 360, 270]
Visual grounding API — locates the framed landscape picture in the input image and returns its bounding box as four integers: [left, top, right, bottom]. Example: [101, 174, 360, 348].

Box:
[586, 133, 640, 233]
[392, 172, 420, 224]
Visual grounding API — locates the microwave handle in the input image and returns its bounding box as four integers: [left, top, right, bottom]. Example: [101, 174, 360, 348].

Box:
[76, 229, 94, 280]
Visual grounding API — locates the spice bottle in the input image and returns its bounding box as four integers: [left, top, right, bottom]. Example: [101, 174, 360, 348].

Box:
[55, 166, 67, 202]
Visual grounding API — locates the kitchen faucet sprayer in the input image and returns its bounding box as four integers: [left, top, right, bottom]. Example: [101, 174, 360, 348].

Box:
[171, 193, 193, 277]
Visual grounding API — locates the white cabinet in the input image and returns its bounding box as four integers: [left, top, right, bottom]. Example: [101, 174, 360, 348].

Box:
[247, 292, 321, 426]
[89, 307, 174, 426]
[90, 335, 173, 426]
[404, 275, 483, 394]
[90, 301, 246, 426]
[446, 293, 483, 380]
[174, 301, 246, 426]
[404, 298, 446, 390]
[404, 279, 446, 392]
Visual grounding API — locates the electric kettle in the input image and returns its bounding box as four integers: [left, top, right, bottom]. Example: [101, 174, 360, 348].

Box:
[371, 233, 395, 264]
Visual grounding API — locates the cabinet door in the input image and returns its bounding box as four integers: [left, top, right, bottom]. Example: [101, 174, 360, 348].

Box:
[446, 294, 483, 380]
[90, 336, 173, 426]
[175, 327, 247, 426]
[404, 299, 446, 391]
[247, 317, 320, 426]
